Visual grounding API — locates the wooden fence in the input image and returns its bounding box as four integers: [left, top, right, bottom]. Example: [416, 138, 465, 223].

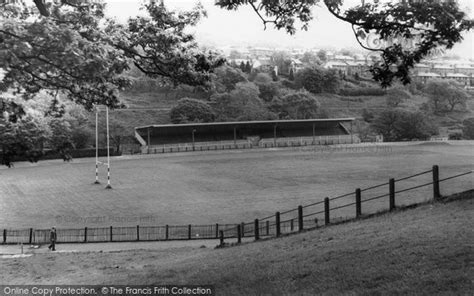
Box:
[219, 165, 473, 244]
[1, 165, 472, 245]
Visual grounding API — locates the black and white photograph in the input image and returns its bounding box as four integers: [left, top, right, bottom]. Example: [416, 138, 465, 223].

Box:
[0, 0, 473, 295]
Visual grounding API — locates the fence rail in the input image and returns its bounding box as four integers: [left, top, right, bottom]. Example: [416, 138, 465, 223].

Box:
[1, 165, 472, 245]
[220, 165, 472, 244]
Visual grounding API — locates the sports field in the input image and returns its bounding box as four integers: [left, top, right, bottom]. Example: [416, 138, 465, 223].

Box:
[0, 142, 472, 229]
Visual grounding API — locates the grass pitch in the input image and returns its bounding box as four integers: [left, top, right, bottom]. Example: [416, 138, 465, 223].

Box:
[0, 143, 472, 229]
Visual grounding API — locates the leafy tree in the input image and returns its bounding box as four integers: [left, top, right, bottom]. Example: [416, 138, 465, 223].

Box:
[301, 51, 321, 65]
[49, 118, 74, 161]
[0, 1, 224, 111]
[371, 109, 436, 141]
[252, 73, 273, 85]
[0, 112, 50, 167]
[216, 0, 473, 86]
[270, 90, 320, 119]
[245, 61, 252, 73]
[213, 65, 248, 92]
[170, 98, 215, 124]
[271, 51, 292, 75]
[424, 80, 469, 113]
[462, 117, 474, 140]
[289, 68, 295, 81]
[316, 50, 327, 63]
[386, 86, 412, 108]
[210, 82, 274, 121]
[295, 66, 340, 94]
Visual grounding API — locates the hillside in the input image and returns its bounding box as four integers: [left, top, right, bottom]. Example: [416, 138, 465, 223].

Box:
[111, 81, 474, 133]
[2, 191, 472, 295]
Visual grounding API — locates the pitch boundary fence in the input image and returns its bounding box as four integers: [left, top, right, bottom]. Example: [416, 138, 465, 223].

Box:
[1, 165, 472, 245]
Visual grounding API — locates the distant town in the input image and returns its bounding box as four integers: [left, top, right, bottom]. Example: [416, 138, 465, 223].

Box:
[215, 45, 474, 87]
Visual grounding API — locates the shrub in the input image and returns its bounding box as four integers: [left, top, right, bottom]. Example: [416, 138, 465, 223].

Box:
[170, 98, 215, 124]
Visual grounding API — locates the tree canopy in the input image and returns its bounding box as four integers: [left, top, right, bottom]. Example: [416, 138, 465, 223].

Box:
[216, 0, 473, 87]
[0, 0, 224, 111]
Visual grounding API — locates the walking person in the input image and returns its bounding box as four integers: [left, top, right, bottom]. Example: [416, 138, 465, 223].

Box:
[48, 227, 57, 251]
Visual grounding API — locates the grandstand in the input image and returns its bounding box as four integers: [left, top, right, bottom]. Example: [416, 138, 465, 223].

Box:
[134, 118, 356, 153]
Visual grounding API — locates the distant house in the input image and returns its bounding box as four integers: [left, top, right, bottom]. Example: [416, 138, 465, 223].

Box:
[324, 61, 349, 75]
[446, 73, 470, 85]
[413, 63, 431, 74]
[289, 58, 305, 73]
[414, 72, 441, 83]
[432, 64, 454, 77]
[332, 55, 354, 63]
[454, 65, 474, 76]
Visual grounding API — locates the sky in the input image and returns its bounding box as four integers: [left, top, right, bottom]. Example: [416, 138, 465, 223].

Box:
[104, 0, 474, 59]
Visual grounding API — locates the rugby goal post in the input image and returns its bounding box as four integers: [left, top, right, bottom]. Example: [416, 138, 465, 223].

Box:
[94, 105, 112, 189]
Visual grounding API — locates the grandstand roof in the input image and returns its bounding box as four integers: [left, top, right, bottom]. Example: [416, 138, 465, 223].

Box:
[135, 118, 355, 130]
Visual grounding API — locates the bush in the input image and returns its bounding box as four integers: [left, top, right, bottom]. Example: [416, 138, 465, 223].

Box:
[295, 66, 341, 94]
[462, 117, 474, 139]
[371, 109, 437, 141]
[170, 98, 215, 124]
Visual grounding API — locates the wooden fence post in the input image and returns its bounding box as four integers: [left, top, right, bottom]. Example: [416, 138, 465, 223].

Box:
[324, 197, 330, 225]
[276, 212, 281, 237]
[432, 165, 440, 199]
[389, 178, 395, 211]
[241, 222, 245, 238]
[110, 226, 113, 242]
[356, 188, 362, 217]
[188, 224, 192, 240]
[237, 224, 242, 244]
[266, 221, 270, 236]
[298, 205, 303, 232]
[215, 223, 219, 239]
[84, 227, 87, 243]
[219, 230, 224, 245]
[136, 225, 140, 241]
[3, 229, 6, 244]
[165, 225, 169, 240]
[29, 228, 33, 244]
[254, 219, 260, 241]
[290, 219, 294, 231]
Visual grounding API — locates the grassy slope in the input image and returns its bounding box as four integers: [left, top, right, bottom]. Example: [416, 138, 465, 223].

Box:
[2, 192, 472, 295]
[113, 83, 474, 131]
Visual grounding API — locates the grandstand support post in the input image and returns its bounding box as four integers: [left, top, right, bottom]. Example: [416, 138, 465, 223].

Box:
[233, 127, 237, 146]
[266, 221, 270, 235]
[215, 223, 219, 239]
[94, 108, 100, 184]
[29, 228, 33, 244]
[276, 212, 281, 237]
[237, 224, 242, 244]
[324, 197, 330, 225]
[3, 229, 6, 244]
[254, 219, 260, 241]
[188, 224, 192, 240]
[219, 230, 224, 246]
[273, 124, 277, 146]
[84, 227, 87, 243]
[356, 188, 362, 217]
[192, 129, 196, 151]
[137, 225, 140, 241]
[110, 226, 113, 242]
[312, 123, 315, 144]
[147, 127, 151, 154]
[389, 178, 395, 211]
[298, 205, 304, 232]
[432, 165, 441, 199]
[105, 106, 112, 189]
[350, 121, 354, 144]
